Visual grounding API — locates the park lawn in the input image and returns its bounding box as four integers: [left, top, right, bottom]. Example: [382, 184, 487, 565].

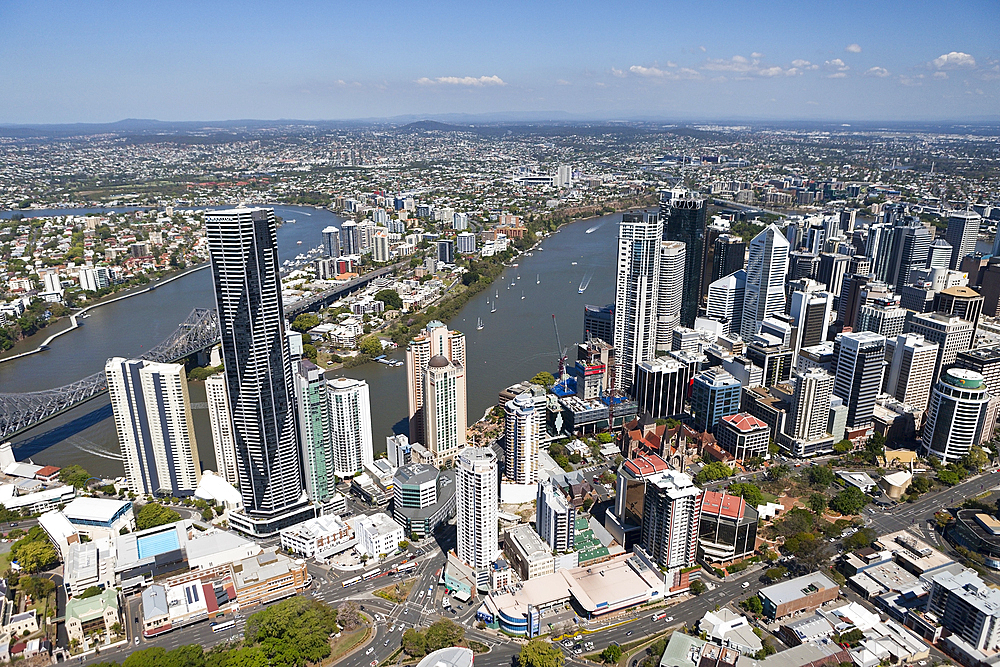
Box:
[326, 625, 370, 664]
[373, 577, 416, 604]
[761, 491, 779, 503]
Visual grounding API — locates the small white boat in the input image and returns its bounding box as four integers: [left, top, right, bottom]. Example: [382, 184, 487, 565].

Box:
[297, 240, 303, 245]
[571, 261, 578, 265]
[491, 301, 496, 313]
[536, 274, 540, 284]
[521, 290, 525, 300]
[495, 290, 499, 299]
[477, 317, 484, 331]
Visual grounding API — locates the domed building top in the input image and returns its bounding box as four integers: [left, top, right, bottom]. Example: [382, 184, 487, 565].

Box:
[428, 354, 451, 368]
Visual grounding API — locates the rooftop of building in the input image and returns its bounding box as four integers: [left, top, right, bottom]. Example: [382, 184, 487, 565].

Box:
[232, 550, 303, 589]
[506, 524, 553, 563]
[415, 647, 474, 667]
[647, 469, 699, 495]
[63, 497, 131, 523]
[65, 587, 118, 622]
[357, 512, 404, 537]
[759, 572, 837, 605]
[940, 286, 982, 298]
[701, 491, 756, 521]
[928, 567, 1000, 616]
[720, 413, 769, 433]
[622, 454, 671, 478]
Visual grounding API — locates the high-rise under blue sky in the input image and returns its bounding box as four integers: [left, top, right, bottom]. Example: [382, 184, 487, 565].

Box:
[1, 0, 997, 123]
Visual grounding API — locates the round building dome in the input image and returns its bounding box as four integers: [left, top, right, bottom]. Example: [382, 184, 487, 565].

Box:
[428, 355, 450, 368]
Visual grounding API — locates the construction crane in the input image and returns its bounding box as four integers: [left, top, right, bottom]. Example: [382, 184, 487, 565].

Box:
[551, 314, 568, 380]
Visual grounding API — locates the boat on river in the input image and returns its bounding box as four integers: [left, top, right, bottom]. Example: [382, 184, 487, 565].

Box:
[477, 317, 484, 330]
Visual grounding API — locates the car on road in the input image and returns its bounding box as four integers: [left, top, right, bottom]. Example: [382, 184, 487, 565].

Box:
[135, 638, 140, 645]
[665, 616, 673, 622]
[389, 624, 395, 632]
[371, 661, 378, 667]
[366, 647, 375, 655]
[626, 631, 633, 636]
[384, 639, 390, 646]
[563, 640, 573, 648]
[742, 582, 750, 589]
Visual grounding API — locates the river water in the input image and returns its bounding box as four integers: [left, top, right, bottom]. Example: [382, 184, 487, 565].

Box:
[1, 206, 621, 478]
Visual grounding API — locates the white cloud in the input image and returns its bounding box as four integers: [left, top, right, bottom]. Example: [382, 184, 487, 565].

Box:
[900, 74, 925, 86]
[556, 79, 571, 85]
[751, 52, 764, 58]
[699, 45, 707, 52]
[845, 43, 862, 53]
[611, 67, 625, 78]
[824, 58, 850, 72]
[864, 67, 890, 78]
[933, 71, 948, 79]
[827, 72, 848, 79]
[758, 67, 785, 77]
[702, 56, 757, 73]
[932, 52, 976, 69]
[791, 59, 818, 70]
[415, 75, 506, 86]
[629, 65, 701, 80]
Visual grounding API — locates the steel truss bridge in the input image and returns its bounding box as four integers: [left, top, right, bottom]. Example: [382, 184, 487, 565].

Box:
[0, 308, 220, 441]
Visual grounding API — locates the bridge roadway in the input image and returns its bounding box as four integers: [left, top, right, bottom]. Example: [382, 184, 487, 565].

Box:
[284, 261, 407, 317]
[0, 308, 220, 441]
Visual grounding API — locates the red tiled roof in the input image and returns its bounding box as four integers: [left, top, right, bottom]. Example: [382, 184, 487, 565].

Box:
[720, 413, 768, 433]
[700, 490, 748, 519]
[35, 466, 60, 476]
[623, 454, 671, 477]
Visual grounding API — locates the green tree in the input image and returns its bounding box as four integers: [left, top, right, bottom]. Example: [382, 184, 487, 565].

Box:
[829, 487, 868, 515]
[358, 335, 383, 356]
[337, 601, 363, 631]
[374, 289, 403, 310]
[425, 619, 464, 652]
[728, 482, 764, 508]
[694, 462, 733, 484]
[243, 597, 339, 667]
[596, 433, 614, 444]
[77, 585, 104, 599]
[907, 476, 933, 495]
[689, 580, 707, 595]
[59, 465, 92, 488]
[402, 628, 427, 657]
[14, 540, 58, 573]
[461, 271, 480, 286]
[601, 644, 623, 663]
[808, 493, 827, 514]
[517, 639, 565, 667]
[833, 439, 853, 454]
[741, 596, 763, 615]
[530, 371, 555, 387]
[843, 527, 878, 551]
[807, 466, 836, 488]
[291, 313, 320, 333]
[135, 503, 182, 530]
[765, 567, 787, 582]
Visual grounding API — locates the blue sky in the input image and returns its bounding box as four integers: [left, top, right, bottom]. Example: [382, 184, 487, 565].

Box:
[1, 0, 997, 123]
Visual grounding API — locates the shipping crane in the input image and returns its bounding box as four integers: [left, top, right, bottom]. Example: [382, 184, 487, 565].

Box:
[551, 314, 568, 380]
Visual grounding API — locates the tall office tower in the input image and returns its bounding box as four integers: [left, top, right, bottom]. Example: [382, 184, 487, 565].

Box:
[504, 393, 538, 485]
[656, 241, 686, 350]
[832, 331, 886, 432]
[328, 377, 374, 478]
[945, 210, 982, 269]
[339, 219, 360, 255]
[806, 225, 825, 255]
[787, 368, 834, 440]
[922, 369, 992, 463]
[882, 202, 908, 227]
[856, 296, 908, 339]
[955, 346, 1000, 444]
[406, 320, 466, 444]
[321, 226, 341, 258]
[206, 207, 311, 536]
[706, 270, 746, 336]
[711, 234, 746, 285]
[661, 190, 707, 326]
[639, 470, 702, 569]
[837, 274, 869, 329]
[884, 334, 939, 411]
[205, 374, 237, 485]
[788, 288, 833, 355]
[424, 356, 467, 467]
[372, 228, 390, 262]
[886, 222, 932, 289]
[437, 239, 455, 265]
[536, 479, 574, 553]
[357, 220, 375, 252]
[556, 165, 573, 187]
[293, 360, 334, 503]
[849, 255, 871, 276]
[840, 209, 857, 236]
[614, 211, 661, 391]
[866, 223, 895, 283]
[455, 447, 499, 588]
[817, 253, 850, 300]
[937, 286, 984, 331]
[633, 357, 692, 419]
[106, 358, 201, 497]
[456, 231, 476, 254]
[583, 304, 614, 344]
[788, 252, 819, 281]
[453, 212, 469, 230]
[741, 224, 790, 340]
[927, 238, 952, 270]
[908, 312, 975, 380]
[690, 367, 742, 433]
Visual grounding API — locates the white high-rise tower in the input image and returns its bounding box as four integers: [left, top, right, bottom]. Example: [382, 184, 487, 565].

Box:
[741, 224, 790, 339]
[614, 211, 661, 391]
[656, 241, 685, 350]
[504, 393, 539, 485]
[328, 377, 374, 478]
[106, 358, 201, 497]
[423, 355, 467, 467]
[205, 373, 237, 486]
[456, 446, 499, 590]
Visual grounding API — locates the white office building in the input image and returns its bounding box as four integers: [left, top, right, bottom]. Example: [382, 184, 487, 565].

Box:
[456, 231, 476, 254]
[424, 355, 467, 468]
[354, 513, 405, 559]
[741, 224, 789, 340]
[922, 369, 992, 463]
[656, 241, 685, 350]
[614, 211, 662, 391]
[536, 479, 574, 553]
[328, 377, 374, 478]
[205, 374, 237, 486]
[884, 334, 939, 412]
[106, 358, 201, 497]
[456, 447, 499, 581]
[406, 321, 466, 445]
[787, 368, 834, 441]
[706, 270, 746, 337]
[639, 470, 702, 569]
[504, 393, 539, 485]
